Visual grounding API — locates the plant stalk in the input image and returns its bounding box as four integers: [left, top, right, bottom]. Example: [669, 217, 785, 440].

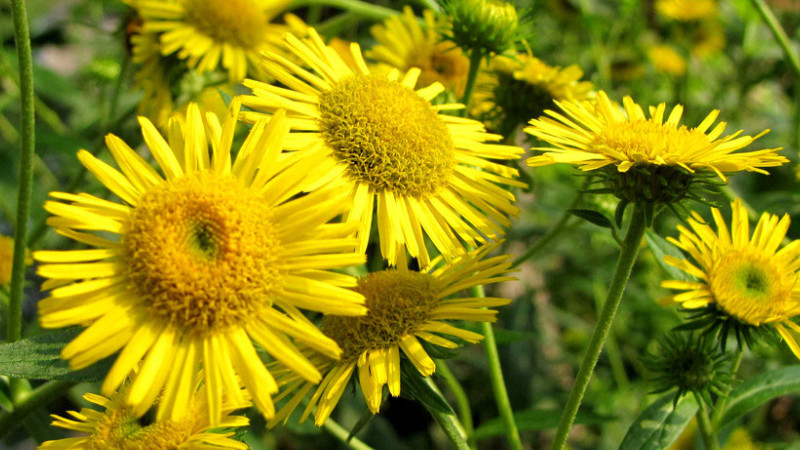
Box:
[289, 0, 397, 20]
[423, 378, 471, 450]
[322, 418, 377, 450]
[695, 395, 720, 450]
[474, 286, 524, 450]
[550, 201, 647, 450]
[711, 348, 744, 429]
[460, 49, 483, 116]
[7, 0, 36, 344]
[0, 380, 73, 439]
[436, 360, 476, 449]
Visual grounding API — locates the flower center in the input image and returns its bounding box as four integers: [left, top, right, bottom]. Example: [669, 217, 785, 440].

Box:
[317, 74, 456, 197]
[85, 401, 195, 449]
[183, 0, 267, 49]
[593, 119, 712, 165]
[320, 270, 440, 362]
[124, 172, 283, 333]
[708, 251, 794, 325]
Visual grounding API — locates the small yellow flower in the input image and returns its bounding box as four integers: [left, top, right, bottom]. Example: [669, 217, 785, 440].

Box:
[472, 52, 593, 135]
[35, 101, 366, 424]
[242, 29, 525, 267]
[0, 235, 31, 286]
[662, 199, 800, 358]
[39, 384, 249, 449]
[648, 45, 687, 77]
[131, 0, 292, 82]
[526, 90, 784, 180]
[269, 243, 514, 426]
[656, 0, 717, 21]
[367, 6, 470, 96]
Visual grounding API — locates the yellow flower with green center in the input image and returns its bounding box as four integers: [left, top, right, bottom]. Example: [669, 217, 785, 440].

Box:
[39, 384, 249, 449]
[133, 0, 292, 82]
[472, 52, 593, 135]
[367, 6, 470, 96]
[34, 101, 367, 424]
[662, 199, 800, 358]
[268, 243, 514, 426]
[241, 29, 525, 267]
[445, 0, 519, 56]
[526, 91, 785, 202]
[656, 0, 717, 21]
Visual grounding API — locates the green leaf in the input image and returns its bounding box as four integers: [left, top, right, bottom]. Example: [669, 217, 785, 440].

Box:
[620, 393, 698, 450]
[568, 209, 613, 229]
[473, 408, 613, 440]
[0, 329, 113, 382]
[645, 230, 693, 282]
[400, 363, 453, 415]
[720, 366, 800, 427]
[347, 407, 375, 442]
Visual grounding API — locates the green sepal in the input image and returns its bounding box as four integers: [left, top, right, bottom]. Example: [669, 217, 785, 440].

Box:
[568, 208, 613, 229]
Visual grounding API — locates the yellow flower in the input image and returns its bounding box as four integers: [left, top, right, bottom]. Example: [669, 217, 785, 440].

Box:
[692, 20, 726, 58]
[269, 243, 514, 426]
[34, 101, 367, 424]
[472, 52, 593, 135]
[526, 91, 785, 181]
[367, 6, 470, 96]
[656, 0, 717, 21]
[241, 29, 525, 267]
[648, 44, 687, 77]
[0, 235, 31, 286]
[662, 199, 800, 358]
[40, 384, 249, 449]
[132, 0, 292, 82]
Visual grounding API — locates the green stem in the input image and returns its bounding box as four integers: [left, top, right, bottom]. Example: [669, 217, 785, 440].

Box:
[436, 360, 476, 449]
[423, 378, 471, 450]
[750, 0, 800, 78]
[0, 380, 73, 439]
[550, 202, 647, 450]
[695, 396, 720, 450]
[473, 287, 524, 450]
[6, 0, 35, 344]
[289, 0, 397, 21]
[460, 50, 483, 116]
[322, 418, 376, 450]
[711, 349, 744, 429]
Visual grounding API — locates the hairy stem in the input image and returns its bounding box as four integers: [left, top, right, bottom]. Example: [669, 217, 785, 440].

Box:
[460, 49, 483, 116]
[423, 378, 471, 450]
[550, 202, 647, 450]
[696, 396, 720, 450]
[322, 418, 377, 450]
[7, 0, 36, 344]
[289, 0, 397, 20]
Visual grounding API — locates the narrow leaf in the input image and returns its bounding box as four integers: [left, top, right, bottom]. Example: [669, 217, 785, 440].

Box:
[620, 393, 698, 450]
[400, 363, 453, 415]
[473, 408, 613, 439]
[645, 230, 694, 282]
[568, 209, 613, 229]
[720, 367, 800, 427]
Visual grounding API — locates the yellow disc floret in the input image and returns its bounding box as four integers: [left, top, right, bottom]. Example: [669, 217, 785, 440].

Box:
[124, 172, 282, 333]
[708, 251, 794, 325]
[321, 270, 440, 362]
[318, 75, 456, 197]
[183, 0, 267, 49]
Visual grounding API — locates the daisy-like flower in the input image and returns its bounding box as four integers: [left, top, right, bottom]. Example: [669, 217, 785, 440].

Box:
[472, 52, 593, 136]
[34, 101, 367, 424]
[366, 6, 470, 96]
[241, 29, 525, 267]
[40, 383, 249, 449]
[648, 44, 687, 77]
[526, 91, 786, 203]
[268, 243, 514, 426]
[0, 234, 30, 286]
[656, 0, 717, 21]
[132, 0, 292, 82]
[662, 199, 800, 357]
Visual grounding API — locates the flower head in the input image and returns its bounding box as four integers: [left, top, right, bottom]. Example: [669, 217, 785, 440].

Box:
[40, 384, 249, 449]
[242, 29, 524, 267]
[473, 52, 593, 136]
[132, 0, 292, 82]
[366, 6, 470, 96]
[662, 199, 800, 356]
[0, 234, 30, 286]
[444, 0, 519, 56]
[269, 243, 514, 426]
[35, 101, 366, 424]
[656, 0, 717, 21]
[648, 44, 687, 77]
[526, 91, 786, 203]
